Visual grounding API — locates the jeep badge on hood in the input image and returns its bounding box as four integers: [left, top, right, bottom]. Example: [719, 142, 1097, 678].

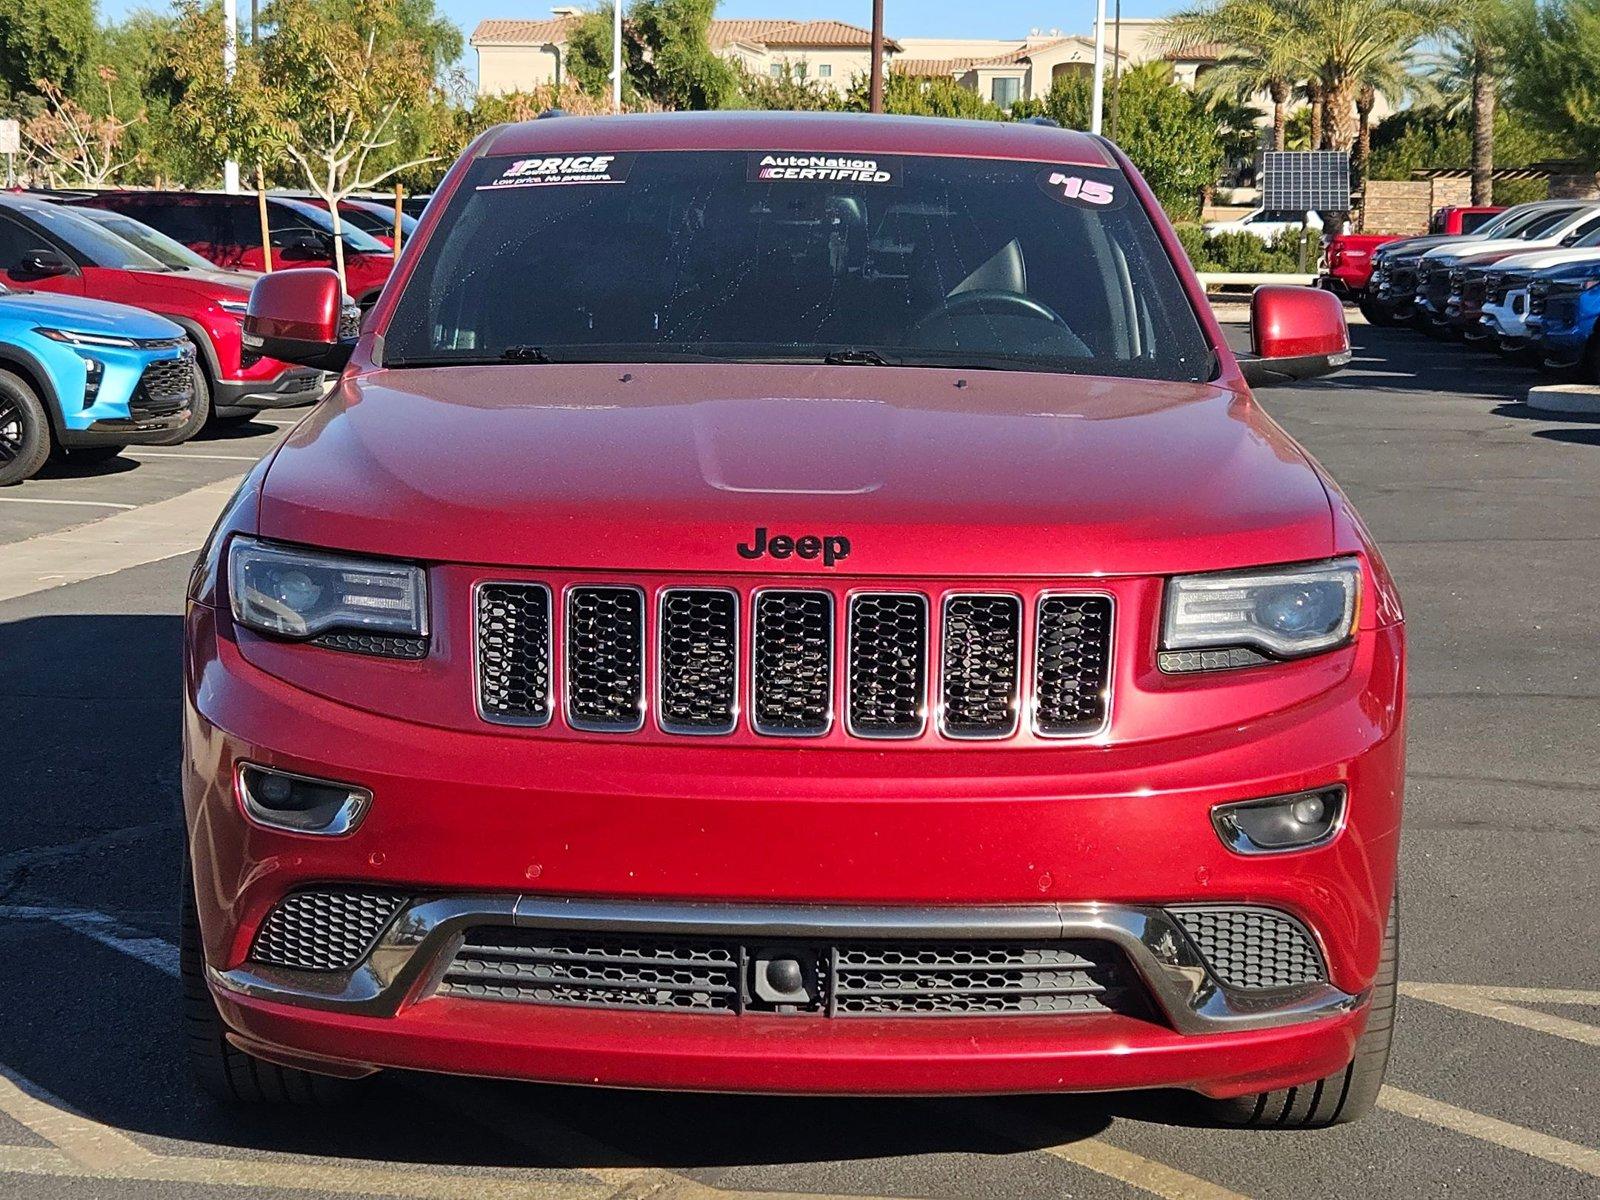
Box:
[737, 527, 851, 567]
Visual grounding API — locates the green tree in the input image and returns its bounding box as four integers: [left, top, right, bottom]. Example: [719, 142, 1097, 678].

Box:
[1165, 0, 1453, 151]
[1046, 63, 1225, 216]
[1368, 103, 1569, 204]
[171, 0, 445, 286]
[1502, 0, 1600, 169]
[631, 0, 739, 110]
[1165, 2, 1306, 150]
[0, 0, 93, 102]
[738, 63, 844, 111]
[846, 73, 1005, 120]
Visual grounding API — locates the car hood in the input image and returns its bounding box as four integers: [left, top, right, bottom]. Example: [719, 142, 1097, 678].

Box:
[257, 364, 1336, 577]
[1380, 235, 1467, 261]
[1492, 247, 1600, 274]
[0, 289, 184, 338]
[1422, 236, 1557, 260]
[116, 267, 254, 302]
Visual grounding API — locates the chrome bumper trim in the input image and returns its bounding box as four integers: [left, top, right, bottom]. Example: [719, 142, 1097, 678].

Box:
[210, 896, 1365, 1035]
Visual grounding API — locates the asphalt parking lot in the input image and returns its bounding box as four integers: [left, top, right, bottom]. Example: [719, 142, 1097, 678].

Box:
[0, 321, 1596, 1199]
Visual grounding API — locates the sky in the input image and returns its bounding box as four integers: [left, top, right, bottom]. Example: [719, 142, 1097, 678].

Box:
[93, 1, 1179, 78]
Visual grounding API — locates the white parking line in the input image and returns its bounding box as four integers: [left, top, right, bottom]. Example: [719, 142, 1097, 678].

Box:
[0, 496, 134, 509]
[1401, 982, 1600, 1048]
[0, 474, 242, 604]
[0, 905, 179, 977]
[1379, 1087, 1600, 1179]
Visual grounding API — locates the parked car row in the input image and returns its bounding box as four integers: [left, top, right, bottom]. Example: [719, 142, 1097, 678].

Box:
[1322, 198, 1600, 382]
[0, 190, 363, 484]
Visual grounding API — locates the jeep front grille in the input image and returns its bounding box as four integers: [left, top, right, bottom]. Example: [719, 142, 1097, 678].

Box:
[657, 588, 739, 734]
[474, 582, 1112, 741]
[846, 593, 928, 738]
[751, 590, 834, 736]
[438, 927, 1139, 1018]
[1170, 906, 1326, 990]
[565, 586, 646, 732]
[477, 583, 553, 725]
[939, 594, 1022, 738]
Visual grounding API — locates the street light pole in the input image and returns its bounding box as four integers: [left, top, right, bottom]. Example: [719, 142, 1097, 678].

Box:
[869, 0, 885, 113]
[223, 0, 240, 193]
[1090, 0, 1107, 135]
[611, 0, 623, 113]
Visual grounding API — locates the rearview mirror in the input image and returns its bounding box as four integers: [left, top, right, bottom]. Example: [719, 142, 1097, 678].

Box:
[1239, 285, 1351, 388]
[242, 268, 353, 372]
[15, 249, 72, 281]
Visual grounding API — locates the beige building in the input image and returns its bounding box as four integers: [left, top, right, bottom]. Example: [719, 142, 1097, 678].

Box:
[472, 9, 899, 96]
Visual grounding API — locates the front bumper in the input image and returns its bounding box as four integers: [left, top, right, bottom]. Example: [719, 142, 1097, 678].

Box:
[184, 598, 1404, 1098]
[213, 368, 330, 415]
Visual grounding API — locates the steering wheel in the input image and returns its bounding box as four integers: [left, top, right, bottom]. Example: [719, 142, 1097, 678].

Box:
[910, 288, 1071, 336]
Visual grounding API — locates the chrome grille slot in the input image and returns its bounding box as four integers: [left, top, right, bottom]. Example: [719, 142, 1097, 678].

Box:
[939, 594, 1021, 738]
[565, 586, 646, 732]
[846, 593, 928, 738]
[1032, 595, 1112, 736]
[751, 590, 834, 736]
[477, 583, 553, 725]
[658, 588, 738, 734]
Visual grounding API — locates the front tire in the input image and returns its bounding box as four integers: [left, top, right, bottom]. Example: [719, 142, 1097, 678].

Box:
[1199, 888, 1398, 1128]
[180, 844, 362, 1105]
[1358, 299, 1395, 327]
[149, 362, 212, 446]
[0, 369, 53, 486]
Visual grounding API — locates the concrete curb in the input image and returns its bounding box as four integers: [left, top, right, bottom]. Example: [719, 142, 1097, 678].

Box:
[1527, 383, 1600, 416]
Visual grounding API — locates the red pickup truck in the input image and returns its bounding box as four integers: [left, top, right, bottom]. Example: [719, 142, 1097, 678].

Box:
[1321, 205, 1503, 299]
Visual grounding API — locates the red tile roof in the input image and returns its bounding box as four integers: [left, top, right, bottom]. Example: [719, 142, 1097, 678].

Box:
[471, 16, 901, 52]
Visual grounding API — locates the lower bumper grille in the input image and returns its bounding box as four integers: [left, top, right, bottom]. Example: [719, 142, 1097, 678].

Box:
[131, 349, 196, 418]
[1170, 906, 1326, 990]
[439, 927, 1139, 1018]
[249, 888, 406, 972]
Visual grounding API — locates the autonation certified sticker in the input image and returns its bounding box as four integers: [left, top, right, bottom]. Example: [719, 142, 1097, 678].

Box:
[749, 153, 902, 184]
[481, 153, 637, 189]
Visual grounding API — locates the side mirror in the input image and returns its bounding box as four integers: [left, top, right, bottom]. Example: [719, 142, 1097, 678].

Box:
[15, 249, 72, 281]
[1239, 285, 1351, 388]
[242, 268, 354, 372]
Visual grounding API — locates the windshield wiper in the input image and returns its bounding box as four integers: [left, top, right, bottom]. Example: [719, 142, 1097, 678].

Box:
[823, 348, 894, 366]
[501, 344, 551, 363]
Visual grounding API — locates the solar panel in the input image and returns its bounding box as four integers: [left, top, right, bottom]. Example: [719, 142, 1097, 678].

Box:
[1261, 151, 1351, 212]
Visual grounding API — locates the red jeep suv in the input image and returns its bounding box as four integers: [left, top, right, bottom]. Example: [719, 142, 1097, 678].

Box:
[183, 114, 1404, 1126]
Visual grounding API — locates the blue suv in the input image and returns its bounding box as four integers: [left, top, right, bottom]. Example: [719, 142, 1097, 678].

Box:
[0, 285, 195, 484]
[1529, 259, 1600, 378]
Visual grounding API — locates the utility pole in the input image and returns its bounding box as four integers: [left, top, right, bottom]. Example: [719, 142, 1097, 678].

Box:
[223, 0, 240, 193]
[869, 0, 885, 113]
[1090, 0, 1107, 135]
[611, 0, 623, 113]
[1108, 0, 1123, 141]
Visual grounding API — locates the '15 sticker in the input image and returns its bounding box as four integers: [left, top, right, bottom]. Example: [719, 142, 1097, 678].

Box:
[1039, 169, 1125, 210]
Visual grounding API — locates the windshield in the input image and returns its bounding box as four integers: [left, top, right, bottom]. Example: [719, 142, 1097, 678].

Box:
[276, 199, 389, 254]
[342, 200, 418, 237]
[22, 203, 170, 271]
[385, 150, 1213, 381]
[76, 209, 218, 271]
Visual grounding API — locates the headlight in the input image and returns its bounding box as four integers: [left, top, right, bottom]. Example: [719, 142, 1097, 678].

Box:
[219, 299, 250, 318]
[228, 536, 427, 639]
[1161, 557, 1359, 668]
[35, 326, 139, 349]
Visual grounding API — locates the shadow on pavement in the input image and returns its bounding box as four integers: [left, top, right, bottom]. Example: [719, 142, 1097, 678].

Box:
[0, 612, 1141, 1175]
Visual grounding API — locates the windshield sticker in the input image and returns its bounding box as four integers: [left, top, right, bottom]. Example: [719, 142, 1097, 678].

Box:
[750, 153, 902, 185]
[481, 154, 636, 190]
[1038, 168, 1126, 210]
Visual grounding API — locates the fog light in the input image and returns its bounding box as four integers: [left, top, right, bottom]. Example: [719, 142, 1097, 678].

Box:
[238, 764, 370, 835]
[1212, 786, 1345, 854]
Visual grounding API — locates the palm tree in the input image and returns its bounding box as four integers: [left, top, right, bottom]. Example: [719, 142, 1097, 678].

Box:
[1168, 0, 1455, 154]
[1164, 4, 1307, 151]
[1420, 17, 1503, 205]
